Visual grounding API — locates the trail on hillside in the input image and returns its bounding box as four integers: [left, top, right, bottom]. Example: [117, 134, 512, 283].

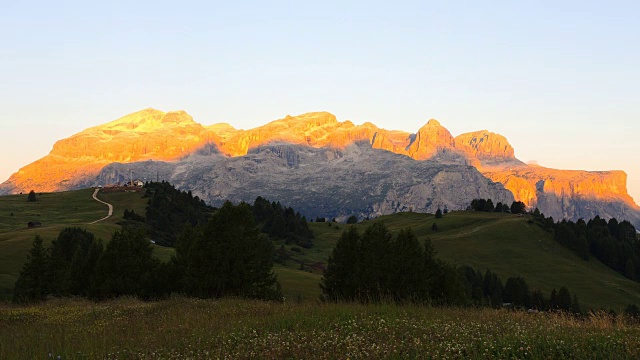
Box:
[89, 188, 113, 224]
[447, 217, 522, 238]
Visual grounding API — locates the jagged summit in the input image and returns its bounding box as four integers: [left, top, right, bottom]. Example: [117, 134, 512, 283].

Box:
[455, 130, 518, 164]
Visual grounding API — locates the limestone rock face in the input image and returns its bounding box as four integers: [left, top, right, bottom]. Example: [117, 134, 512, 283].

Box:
[455, 130, 517, 164]
[482, 167, 640, 225]
[407, 119, 457, 160]
[92, 144, 515, 221]
[1, 108, 639, 228]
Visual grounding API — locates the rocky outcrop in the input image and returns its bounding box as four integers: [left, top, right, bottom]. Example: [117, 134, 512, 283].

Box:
[406, 119, 457, 160]
[483, 167, 640, 223]
[92, 144, 514, 221]
[1, 108, 638, 228]
[455, 130, 519, 164]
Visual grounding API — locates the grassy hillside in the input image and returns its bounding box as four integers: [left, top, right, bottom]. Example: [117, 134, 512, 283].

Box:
[281, 212, 640, 310]
[0, 188, 170, 299]
[2, 188, 640, 310]
[2, 297, 639, 359]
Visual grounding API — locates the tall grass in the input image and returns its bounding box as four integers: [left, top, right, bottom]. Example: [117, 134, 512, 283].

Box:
[1, 297, 639, 359]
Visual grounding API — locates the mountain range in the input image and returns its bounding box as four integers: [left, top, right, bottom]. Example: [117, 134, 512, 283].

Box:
[2, 108, 638, 225]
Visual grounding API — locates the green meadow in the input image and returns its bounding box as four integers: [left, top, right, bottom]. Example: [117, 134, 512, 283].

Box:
[0, 189, 168, 299]
[1, 189, 640, 310]
[278, 212, 640, 310]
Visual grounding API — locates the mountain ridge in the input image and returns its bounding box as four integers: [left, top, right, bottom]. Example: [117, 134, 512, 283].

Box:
[1, 108, 638, 226]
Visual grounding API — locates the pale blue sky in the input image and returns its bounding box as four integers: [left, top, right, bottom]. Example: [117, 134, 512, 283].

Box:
[1, 1, 639, 201]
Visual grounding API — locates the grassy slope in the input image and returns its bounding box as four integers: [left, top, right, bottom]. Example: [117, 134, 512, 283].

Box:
[283, 212, 640, 310]
[1, 189, 640, 310]
[0, 189, 170, 298]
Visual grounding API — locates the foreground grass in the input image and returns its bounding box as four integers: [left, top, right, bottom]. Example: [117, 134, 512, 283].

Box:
[1, 298, 639, 359]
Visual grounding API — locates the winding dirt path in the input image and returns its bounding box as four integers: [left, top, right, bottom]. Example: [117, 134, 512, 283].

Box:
[89, 188, 113, 224]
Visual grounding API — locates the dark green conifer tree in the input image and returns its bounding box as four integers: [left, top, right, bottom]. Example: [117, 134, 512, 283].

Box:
[549, 288, 558, 309]
[556, 286, 572, 311]
[530, 288, 546, 310]
[90, 227, 163, 300]
[178, 201, 281, 300]
[389, 229, 424, 302]
[13, 235, 48, 303]
[356, 222, 394, 301]
[47, 227, 98, 296]
[484, 199, 495, 212]
[504, 276, 530, 308]
[321, 226, 361, 301]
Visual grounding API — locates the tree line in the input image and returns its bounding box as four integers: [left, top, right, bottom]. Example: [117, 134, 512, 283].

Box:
[531, 209, 640, 282]
[468, 198, 527, 214]
[469, 198, 640, 285]
[252, 196, 314, 248]
[125, 182, 314, 248]
[13, 201, 281, 303]
[321, 221, 580, 312]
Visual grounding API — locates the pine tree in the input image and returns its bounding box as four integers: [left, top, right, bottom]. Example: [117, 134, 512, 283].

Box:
[389, 229, 424, 302]
[504, 276, 530, 307]
[356, 222, 394, 301]
[549, 288, 558, 309]
[27, 190, 37, 202]
[321, 226, 361, 301]
[484, 199, 495, 212]
[435, 208, 443, 218]
[179, 201, 281, 300]
[557, 286, 572, 311]
[571, 293, 581, 314]
[429, 260, 467, 305]
[13, 235, 49, 303]
[90, 227, 162, 300]
[68, 240, 103, 296]
[483, 270, 504, 308]
[47, 227, 97, 296]
[530, 288, 546, 310]
[510, 201, 526, 214]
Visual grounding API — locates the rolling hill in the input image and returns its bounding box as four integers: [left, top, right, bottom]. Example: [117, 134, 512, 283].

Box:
[1, 188, 639, 310]
[271, 212, 640, 310]
[0, 188, 172, 299]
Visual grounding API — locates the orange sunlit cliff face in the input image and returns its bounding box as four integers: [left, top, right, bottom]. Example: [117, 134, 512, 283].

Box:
[1, 109, 220, 193]
[1, 108, 637, 217]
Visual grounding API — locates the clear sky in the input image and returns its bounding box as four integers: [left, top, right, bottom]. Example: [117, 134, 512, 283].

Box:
[1, 1, 639, 202]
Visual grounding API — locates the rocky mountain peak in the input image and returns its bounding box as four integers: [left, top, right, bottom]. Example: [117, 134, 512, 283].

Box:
[455, 130, 517, 164]
[406, 119, 456, 160]
[94, 108, 196, 133]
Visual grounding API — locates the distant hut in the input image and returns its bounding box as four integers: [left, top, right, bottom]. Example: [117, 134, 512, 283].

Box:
[27, 221, 42, 229]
